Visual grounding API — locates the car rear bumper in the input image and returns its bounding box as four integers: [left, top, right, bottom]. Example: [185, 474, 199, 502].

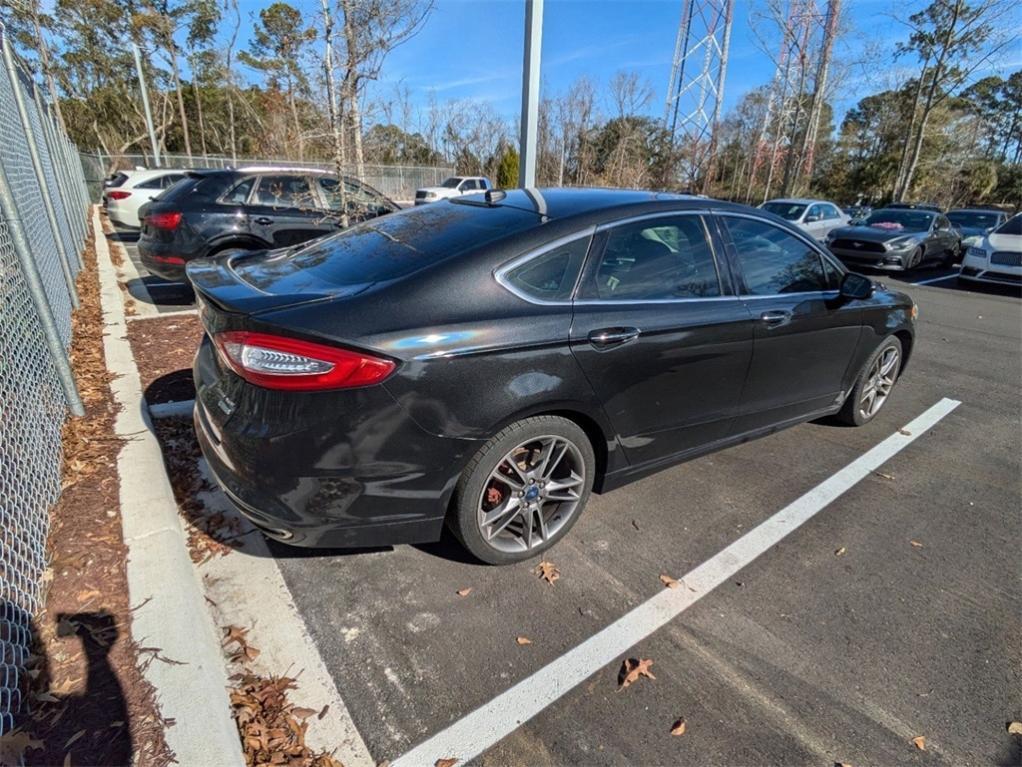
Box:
[139, 238, 193, 280]
[191, 335, 475, 548]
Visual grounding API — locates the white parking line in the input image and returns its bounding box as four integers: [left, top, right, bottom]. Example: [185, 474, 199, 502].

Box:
[913, 273, 958, 285]
[391, 397, 961, 767]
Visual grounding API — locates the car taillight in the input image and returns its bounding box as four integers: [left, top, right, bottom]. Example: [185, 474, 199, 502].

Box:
[213, 331, 395, 391]
[147, 211, 182, 230]
[108, 190, 132, 200]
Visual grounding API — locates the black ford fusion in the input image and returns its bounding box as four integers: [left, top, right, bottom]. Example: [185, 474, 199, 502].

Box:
[826, 207, 960, 271]
[187, 189, 916, 565]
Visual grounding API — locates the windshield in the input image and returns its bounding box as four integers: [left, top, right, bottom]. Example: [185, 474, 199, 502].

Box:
[863, 209, 934, 232]
[761, 202, 807, 221]
[994, 214, 1021, 236]
[948, 211, 1001, 229]
[441, 177, 463, 189]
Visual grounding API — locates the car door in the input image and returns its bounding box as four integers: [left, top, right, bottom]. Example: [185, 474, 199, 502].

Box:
[717, 213, 863, 434]
[569, 211, 755, 468]
[931, 215, 957, 262]
[803, 204, 829, 242]
[248, 174, 337, 248]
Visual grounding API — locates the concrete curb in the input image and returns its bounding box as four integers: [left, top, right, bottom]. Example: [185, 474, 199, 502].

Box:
[93, 207, 245, 766]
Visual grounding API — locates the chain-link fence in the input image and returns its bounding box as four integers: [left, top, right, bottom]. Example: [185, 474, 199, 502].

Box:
[0, 24, 89, 737]
[79, 151, 455, 204]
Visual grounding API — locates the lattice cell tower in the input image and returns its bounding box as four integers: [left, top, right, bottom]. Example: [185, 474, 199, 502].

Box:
[663, 0, 735, 185]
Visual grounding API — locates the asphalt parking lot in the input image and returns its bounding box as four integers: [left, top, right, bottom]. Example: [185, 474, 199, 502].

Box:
[118, 223, 1021, 766]
[107, 226, 196, 314]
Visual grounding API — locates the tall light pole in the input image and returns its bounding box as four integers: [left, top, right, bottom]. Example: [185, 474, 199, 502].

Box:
[132, 42, 161, 167]
[518, 0, 543, 188]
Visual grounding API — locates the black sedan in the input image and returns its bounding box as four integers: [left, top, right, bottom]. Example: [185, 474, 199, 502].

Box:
[138, 167, 398, 281]
[187, 189, 916, 565]
[826, 208, 960, 271]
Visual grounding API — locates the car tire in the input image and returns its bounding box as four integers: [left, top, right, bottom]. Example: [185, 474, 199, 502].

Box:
[837, 336, 903, 427]
[449, 415, 595, 565]
[907, 246, 924, 270]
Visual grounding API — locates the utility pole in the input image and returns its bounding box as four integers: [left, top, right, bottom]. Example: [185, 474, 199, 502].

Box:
[518, 0, 543, 188]
[132, 42, 161, 167]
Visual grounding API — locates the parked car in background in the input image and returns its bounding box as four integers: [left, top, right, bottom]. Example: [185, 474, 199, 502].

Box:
[886, 202, 943, 213]
[842, 205, 871, 224]
[138, 167, 398, 280]
[187, 188, 916, 564]
[759, 198, 849, 242]
[826, 207, 960, 271]
[106, 169, 188, 228]
[946, 207, 1008, 241]
[958, 213, 1022, 287]
[414, 176, 492, 205]
[102, 169, 141, 207]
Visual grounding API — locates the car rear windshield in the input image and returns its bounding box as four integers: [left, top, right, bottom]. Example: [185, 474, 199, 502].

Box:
[234, 201, 541, 292]
[158, 172, 232, 202]
[948, 211, 1001, 229]
[864, 210, 933, 232]
[761, 202, 806, 221]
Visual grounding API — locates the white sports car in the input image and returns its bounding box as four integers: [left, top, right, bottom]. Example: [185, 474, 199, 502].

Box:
[959, 213, 1021, 288]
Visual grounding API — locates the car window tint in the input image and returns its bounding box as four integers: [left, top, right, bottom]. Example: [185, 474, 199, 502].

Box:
[826, 204, 841, 219]
[162, 174, 185, 188]
[254, 175, 315, 208]
[135, 177, 164, 189]
[807, 204, 823, 219]
[821, 255, 842, 289]
[225, 177, 255, 204]
[504, 237, 589, 301]
[586, 216, 720, 300]
[318, 177, 382, 210]
[724, 216, 828, 295]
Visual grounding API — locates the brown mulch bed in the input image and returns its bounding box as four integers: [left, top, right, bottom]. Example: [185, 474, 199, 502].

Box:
[23, 225, 175, 767]
[125, 315, 202, 405]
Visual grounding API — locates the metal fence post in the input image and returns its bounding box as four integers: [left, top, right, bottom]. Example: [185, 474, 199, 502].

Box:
[0, 31, 79, 308]
[0, 158, 84, 416]
[33, 85, 82, 267]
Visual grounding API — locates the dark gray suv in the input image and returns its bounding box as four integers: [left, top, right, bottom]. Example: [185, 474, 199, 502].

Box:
[138, 167, 398, 280]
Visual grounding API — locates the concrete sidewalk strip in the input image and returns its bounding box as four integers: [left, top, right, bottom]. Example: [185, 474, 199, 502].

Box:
[94, 207, 245, 765]
[194, 471, 375, 766]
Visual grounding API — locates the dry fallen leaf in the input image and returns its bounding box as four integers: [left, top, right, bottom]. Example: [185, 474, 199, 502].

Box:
[535, 561, 560, 585]
[292, 707, 318, 720]
[834, 547, 847, 557]
[435, 759, 458, 767]
[618, 658, 655, 689]
[0, 730, 45, 764]
[899, 428, 912, 436]
[516, 636, 532, 645]
[912, 735, 926, 751]
[670, 718, 686, 736]
[222, 625, 250, 647]
[659, 574, 680, 589]
[874, 471, 895, 480]
[65, 730, 86, 749]
[910, 540, 924, 549]
[1007, 721, 1022, 735]
[456, 588, 472, 597]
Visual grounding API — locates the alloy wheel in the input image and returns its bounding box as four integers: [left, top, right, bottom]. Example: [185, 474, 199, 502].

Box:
[859, 347, 899, 419]
[477, 435, 586, 553]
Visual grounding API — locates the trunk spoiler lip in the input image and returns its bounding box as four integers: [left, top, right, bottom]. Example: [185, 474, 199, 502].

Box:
[186, 253, 373, 316]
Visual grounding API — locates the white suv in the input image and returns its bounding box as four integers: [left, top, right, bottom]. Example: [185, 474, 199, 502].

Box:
[415, 176, 492, 205]
[760, 198, 850, 242]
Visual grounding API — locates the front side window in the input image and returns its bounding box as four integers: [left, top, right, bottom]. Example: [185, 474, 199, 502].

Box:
[318, 177, 382, 210]
[503, 236, 590, 302]
[253, 175, 315, 208]
[825, 204, 842, 220]
[441, 177, 463, 189]
[723, 216, 828, 295]
[583, 216, 720, 301]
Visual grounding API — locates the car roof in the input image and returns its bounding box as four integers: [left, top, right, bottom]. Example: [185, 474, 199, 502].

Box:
[763, 197, 830, 205]
[122, 168, 189, 184]
[452, 187, 738, 223]
[234, 165, 331, 174]
[948, 208, 1004, 214]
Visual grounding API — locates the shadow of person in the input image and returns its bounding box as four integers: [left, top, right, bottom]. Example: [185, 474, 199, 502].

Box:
[41, 611, 132, 765]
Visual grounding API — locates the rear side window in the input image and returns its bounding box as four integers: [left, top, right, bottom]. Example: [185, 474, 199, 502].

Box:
[235, 202, 541, 291]
[159, 173, 232, 202]
[503, 236, 589, 302]
[583, 215, 721, 300]
[225, 177, 255, 204]
[135, 177, 164, 189]
[723, 216, 828, 295]
[253, 175, 316, 208]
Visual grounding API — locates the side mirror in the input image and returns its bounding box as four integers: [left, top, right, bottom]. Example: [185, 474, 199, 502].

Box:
[806, 213, 822, 222]
[840, 272, 873, 300]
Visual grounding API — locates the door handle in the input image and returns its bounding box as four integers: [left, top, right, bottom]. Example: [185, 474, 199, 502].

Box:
[760, 309, 792, 327]
[588, 327, 640, 349]
[254, 216, 273, 225]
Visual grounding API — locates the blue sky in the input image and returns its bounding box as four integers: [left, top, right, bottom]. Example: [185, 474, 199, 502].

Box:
[231, 0, 1022, 126]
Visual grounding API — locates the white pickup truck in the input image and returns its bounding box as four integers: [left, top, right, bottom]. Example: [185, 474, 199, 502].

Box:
[415, 176, 492, 205]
